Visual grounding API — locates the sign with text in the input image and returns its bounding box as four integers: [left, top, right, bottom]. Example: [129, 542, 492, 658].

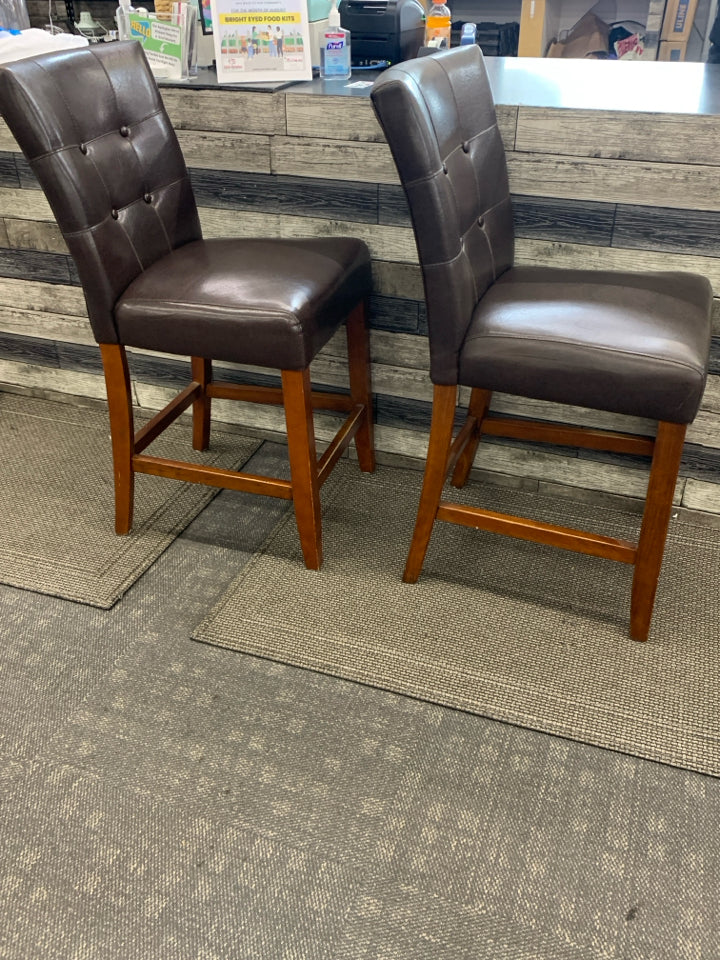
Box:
[126, 12, 185, 78]
[208, 0, 312, 83]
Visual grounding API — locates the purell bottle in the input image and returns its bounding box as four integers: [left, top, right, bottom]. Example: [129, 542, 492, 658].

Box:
[320, 0, 351, 80]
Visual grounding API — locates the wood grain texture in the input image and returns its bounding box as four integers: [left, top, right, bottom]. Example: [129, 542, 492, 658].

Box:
[272, 135, 399, 184]
[515, 238, 720, 293]
[513, 195, 615, 246]
[192, 167, 380, 223]
[4, 218, 68, 254]
[508, 153, 720, 211]
[160, 87, 286, 135]
[0, 278, 86, 315]
[515, 108, 720, 165]
[284, 93, 518, 152]
[0, 187, 53, 220]
[0, 246, 76, 285]
[613, 205, 720, 256]
[176, 130, 271, 173]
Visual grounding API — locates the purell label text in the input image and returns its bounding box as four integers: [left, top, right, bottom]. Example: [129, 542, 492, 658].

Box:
[326, 39, 345, 48]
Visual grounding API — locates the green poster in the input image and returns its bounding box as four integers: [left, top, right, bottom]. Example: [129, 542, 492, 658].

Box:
[127, 14, 184, 79]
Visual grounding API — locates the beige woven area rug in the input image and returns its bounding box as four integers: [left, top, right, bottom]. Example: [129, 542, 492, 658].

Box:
[0, 392, 260, 608]
[195, 461, 720, 777]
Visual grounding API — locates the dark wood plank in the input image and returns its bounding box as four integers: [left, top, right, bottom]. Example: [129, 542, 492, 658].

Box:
[190, 167, 379, 224]
[0, 152, 19, 189]
[708, 337, 720, 375]
[613, 205, 720, 256]
[378, 185, 411, 227]
[369, 294, 422, 334]
[513, 195, 615, 246]
[0, 247, 75, 285]
[0, 330, 59, 366]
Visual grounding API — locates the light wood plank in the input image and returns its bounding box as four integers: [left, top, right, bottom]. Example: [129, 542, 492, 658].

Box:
[0, 278, 86, 315]
[176, 130, 271, 174]
[198, 208, 282, 238]
[371, 260, 424, 300]
[0, 358, 108, 400]
[271, 136, 399, 184]
[515, 108, 720, 166]
[508, 153, 720, 211]
[280, 215, 417, 263]
[0, 307, 92, 344]
[284, 93, 517, 153]
[160, 88, 286, 135]
[0, 187, 53, 220]
[515, 238, 720, 293]
[285, 94, 386, 142]
[682, 478, 720, 513]
[4, 218, 67, 253]
[321, 327, 430, 370]
[0, 120, 18, 152]
[200, 205, 417, 261]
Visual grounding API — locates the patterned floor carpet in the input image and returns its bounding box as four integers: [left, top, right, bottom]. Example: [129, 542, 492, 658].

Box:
[1, 394, 718, 959]
[195, 460, 720, 776]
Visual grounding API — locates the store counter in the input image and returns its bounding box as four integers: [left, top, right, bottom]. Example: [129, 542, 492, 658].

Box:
[1, 56, 719, 512]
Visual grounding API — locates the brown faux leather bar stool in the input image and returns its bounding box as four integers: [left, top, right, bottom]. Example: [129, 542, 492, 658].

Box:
[0, 41, 375, 569]
[370, 46, 712, 641]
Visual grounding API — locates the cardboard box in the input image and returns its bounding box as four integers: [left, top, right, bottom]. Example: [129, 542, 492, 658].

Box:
[545, 11, 609, 58]
[660, 0, 698, 42]
[657, 39, 687, 58]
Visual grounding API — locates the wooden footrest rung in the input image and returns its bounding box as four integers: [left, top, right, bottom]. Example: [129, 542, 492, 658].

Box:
[133, 454, 293, 499]
[436, 500, 637, 563]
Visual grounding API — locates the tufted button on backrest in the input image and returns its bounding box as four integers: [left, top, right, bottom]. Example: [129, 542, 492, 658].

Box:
[371, 47, 514, 385]
[0, 42, 201, 345]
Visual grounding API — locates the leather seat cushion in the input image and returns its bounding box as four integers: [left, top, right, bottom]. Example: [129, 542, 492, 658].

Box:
[459, 266, 713, 423]
[114, 236, 371, 369]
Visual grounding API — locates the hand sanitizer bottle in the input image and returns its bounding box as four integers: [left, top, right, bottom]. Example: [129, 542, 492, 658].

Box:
[320, 0, 351, 80]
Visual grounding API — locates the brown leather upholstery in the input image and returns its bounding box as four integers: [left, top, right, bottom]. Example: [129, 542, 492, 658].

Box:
[0, 42, 375, 568]
[371, 46, 712, 640]
[465, 266, 711, 423]
[115, 237, 371, 369]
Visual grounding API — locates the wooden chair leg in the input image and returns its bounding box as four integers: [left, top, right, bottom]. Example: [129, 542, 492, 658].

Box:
[345, 300, 375, 473]
[191, 356, 211, 451]
[403, 384, 458, 583]
[99, 343, 135, 535]
[451, 387, 492, 488]
[630, 420, 687, 641]
[282, 367, 323, 570]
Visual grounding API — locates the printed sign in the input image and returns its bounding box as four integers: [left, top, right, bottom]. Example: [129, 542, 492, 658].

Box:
[208, 0, 312, 83]
[127, 13, 185, 79]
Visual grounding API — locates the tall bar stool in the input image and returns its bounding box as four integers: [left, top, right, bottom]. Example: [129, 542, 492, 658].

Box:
[371, 46, 712, 640]
[0, 42, 375, 569]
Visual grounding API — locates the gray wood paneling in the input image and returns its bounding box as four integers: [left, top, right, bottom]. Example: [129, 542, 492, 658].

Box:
[176, 130, 272, 174]
[613, 206, 720, 256]
[508, 153, 720, 212]
[512, 196, 615, 246]
[0, 247, 76, 285]
[515, 108, 720, 165]
[272, 135, 398, 183]
[0, 84, 719, 510]
[191, 167, 380, 223]
[160, 88, 286, 135]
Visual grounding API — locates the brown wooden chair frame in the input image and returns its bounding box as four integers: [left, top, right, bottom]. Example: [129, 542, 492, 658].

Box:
[404, 384, 686, 642]
[100, 301, 374, 570]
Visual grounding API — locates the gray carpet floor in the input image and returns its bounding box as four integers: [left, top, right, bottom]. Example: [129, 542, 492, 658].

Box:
[1, 439, 718, 959]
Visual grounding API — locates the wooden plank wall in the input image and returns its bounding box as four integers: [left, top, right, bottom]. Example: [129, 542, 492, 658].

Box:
[0, 83, 719, 515]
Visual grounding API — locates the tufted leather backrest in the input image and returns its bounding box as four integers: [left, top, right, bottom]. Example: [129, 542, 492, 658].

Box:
[371, 46, 514, 384]
[0, 41, 201, 344]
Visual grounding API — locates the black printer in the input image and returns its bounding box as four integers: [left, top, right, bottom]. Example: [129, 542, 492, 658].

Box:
[339, 0, 425, 65]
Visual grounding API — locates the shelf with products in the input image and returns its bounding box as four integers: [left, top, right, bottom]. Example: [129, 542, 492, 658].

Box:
[517, 0, 667, 58]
